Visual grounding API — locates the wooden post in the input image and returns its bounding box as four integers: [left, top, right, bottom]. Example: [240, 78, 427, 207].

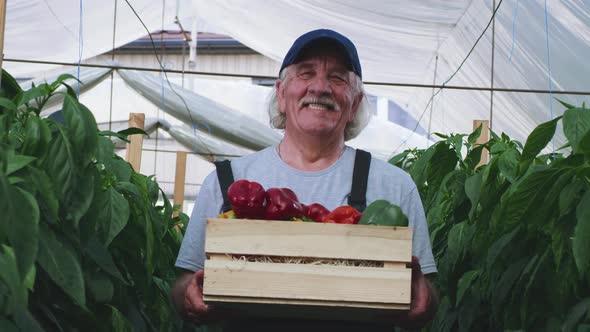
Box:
[173, 151, 188, 217]
[126, 113, 145, 172]
[0, 0, 8, 83]
[473, 120, 490, 167]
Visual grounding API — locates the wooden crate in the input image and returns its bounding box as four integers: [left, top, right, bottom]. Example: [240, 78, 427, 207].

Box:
[203, 218, 413, 321]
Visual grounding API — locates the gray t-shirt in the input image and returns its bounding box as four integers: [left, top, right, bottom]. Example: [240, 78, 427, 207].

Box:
[176, 145, 437, 275]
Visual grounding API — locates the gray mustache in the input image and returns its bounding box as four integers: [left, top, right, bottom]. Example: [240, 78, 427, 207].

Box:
[299, 97, 338, 110]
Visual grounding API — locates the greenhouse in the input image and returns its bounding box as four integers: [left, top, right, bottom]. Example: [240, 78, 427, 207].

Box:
[1, 0, 589, 331]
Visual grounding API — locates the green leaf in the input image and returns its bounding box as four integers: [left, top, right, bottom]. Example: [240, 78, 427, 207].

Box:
[465, 172, 483, 219]
[556, 98, 576, 110]
[50, 74, 78, 90]
[487, 227, 520, 270]
[84, 237, 126, 282]
[21, 116, 51, 158]
[98, 130, 130, 143]
[144, 212, 155, 279]
[464, 145, 485, 170]
[525, 169, 575, 229]
[563, 107, 590, 154]
[500, 167, 563, 226]
[0, 245, 28, 311]
[86, 271, 114, 303]
[5, 155, 36, 175]
[491, 258, 529, 311]
[456, 270, 479, 306]
[1, 69, 24, 100]
[37, 223, 86, 305]
[409, 145, 437, 185]
[64, 164, 95, 228]
[147, 176, 159, 204]
[468, 124, 483, 145]
[520, 116, 561, 163]
[449, 134, 464, 160]
[388, 151, 409, 167]
[427, 144, 459, 190]
[497, 148, 520, 183]
[578, 129, 590, 156]
[96, 187, 130, 246]
[96, 136, 115, 161]
[13, 310, 44, 332]
[16, 85, 49, 107]
[107, 305, 134, 332]
[0, 177, 39, 279]
[117, 127, 148, 137]
[115, 181, 142, 201]
[62, 95, 98, 167]
[23, 265, 36, 291]
[562, 298, 590, 332]
[573, 191, 590, 276]
[109, 158, 132, 183]
[0, 318, 18, 332]
[559, 179, 585, 218]
[26, 167, 59, 223]
[447, 221, 474, 265]
[43, 125, 76, 199]
[0, 97, 17, 112]
[358, 199, 408, 226]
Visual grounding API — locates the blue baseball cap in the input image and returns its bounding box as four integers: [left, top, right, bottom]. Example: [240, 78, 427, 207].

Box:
[279, 29, 362, 79]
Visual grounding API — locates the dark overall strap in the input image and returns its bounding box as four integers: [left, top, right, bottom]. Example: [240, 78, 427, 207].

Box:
[348, 149, 371, 212]
[214, 160, 234, 213]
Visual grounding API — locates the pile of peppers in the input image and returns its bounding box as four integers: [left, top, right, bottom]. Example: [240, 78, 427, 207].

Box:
[223, 180, 408, 226]
[224, 180, 362, 224]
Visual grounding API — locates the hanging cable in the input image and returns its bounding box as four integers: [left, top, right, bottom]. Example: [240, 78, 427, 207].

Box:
[122, 0, 196, 129]
[8, 57, 589, 96]
[77, 0, 84, 96]
[122, 0, 216, 161]
[427, 54, 438, 147]
[153, 0, 168, 178]
[108, 0, 118, 131]
[544, 0, 555, 154]
[392, 0, 505, 153]
[490, 0, 497, 135]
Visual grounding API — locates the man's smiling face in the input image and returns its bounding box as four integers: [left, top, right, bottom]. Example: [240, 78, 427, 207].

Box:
[276, 47, 361, 140]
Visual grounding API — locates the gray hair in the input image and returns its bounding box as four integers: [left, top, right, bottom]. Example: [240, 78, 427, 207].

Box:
[268, 67, 370, 141]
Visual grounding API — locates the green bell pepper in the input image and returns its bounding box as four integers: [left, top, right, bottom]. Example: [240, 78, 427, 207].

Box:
[358, 199, 409, 227]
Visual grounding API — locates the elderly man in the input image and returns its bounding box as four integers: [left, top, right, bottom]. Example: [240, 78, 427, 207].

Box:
[173, 29, 438, 331]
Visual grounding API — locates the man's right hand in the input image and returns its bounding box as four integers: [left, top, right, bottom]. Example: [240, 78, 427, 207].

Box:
[184, 270, 211, 324]
[173, 269, 215, 325]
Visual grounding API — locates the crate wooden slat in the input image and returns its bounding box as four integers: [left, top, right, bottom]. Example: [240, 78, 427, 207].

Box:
[205, 218, 412, 261]
[203, 218, 413, 321]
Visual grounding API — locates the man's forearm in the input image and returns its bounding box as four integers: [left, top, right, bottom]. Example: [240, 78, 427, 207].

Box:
[172, 271, 194, 315]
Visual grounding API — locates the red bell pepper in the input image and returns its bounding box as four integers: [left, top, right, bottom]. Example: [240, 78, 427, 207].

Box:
[264, 188, 304, 220]
[302, 203, 330, 223]
[227, 179, 266, 219]
[323, 206, 362, 224]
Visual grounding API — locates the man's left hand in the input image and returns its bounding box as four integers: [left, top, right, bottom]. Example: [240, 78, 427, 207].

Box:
[393, 256, 438, 329]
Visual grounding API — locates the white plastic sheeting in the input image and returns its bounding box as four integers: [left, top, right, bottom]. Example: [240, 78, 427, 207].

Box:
[19, 66, 113, 112]
[192, 0, 590, 149]
[4, 0, 590, 155]
[157, 118, 255, 161]
[117, 69, 434, 158]
[4, 0, 193, 77]
[117, 69, 282, 150]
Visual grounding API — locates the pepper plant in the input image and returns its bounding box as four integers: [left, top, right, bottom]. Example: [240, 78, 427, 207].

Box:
[391, 102, 590, 331]
[0, 69, 189, 331]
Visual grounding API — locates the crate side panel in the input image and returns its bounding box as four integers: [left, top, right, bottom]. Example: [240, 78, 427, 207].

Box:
[205, 219, 412, 262]
[203, 260, 411, 304]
